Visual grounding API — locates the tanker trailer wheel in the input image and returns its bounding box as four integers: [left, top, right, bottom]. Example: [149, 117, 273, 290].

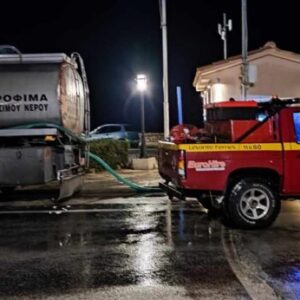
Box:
[225, 178, 280, 229]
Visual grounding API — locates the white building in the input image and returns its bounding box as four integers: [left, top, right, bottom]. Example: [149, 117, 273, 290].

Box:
[193, 42, 300, 105]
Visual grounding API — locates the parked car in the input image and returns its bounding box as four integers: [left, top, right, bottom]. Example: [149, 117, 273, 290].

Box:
[88, 124, 140, 147]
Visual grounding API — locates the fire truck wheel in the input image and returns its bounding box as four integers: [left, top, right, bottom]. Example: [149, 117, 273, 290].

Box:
[226, 178, 280, 229]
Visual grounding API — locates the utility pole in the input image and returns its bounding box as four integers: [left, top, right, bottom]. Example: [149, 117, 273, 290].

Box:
[218, 13, 232, 60]
[241, 0, 249, 100]
[160, 0, 170, 138]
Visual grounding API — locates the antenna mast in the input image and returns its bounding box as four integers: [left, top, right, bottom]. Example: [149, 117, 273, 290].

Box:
[218, 13, 232, 60]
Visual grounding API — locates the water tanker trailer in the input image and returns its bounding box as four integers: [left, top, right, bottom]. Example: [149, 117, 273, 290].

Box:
[0, 46, 90, 200]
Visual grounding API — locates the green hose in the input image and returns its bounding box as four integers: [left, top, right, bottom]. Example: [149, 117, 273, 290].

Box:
[10, 122, 162, 193]
[88, 152, 161, 193]
[12, 122, 86, 143]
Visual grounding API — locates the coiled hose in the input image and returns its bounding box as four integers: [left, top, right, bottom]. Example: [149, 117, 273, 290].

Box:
[11, 122, 162, 193]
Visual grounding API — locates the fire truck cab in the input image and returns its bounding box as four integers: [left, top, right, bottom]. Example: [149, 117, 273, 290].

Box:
[158, 99, 300, 229]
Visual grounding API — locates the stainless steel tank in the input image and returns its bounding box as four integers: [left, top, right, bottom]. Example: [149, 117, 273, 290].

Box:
[0, 54, 85, 134]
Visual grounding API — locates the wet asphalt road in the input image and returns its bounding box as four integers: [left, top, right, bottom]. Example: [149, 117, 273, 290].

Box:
[0, 196, 300, 299]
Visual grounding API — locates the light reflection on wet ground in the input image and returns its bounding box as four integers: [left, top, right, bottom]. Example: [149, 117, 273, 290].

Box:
[0, 198, 299, 299]
[237, 201, 300, 299]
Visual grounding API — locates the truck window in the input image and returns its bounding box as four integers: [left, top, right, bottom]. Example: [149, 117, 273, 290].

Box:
[293, 112, 300, 143]
[106, 126, 121, 133]
[96, 127, 107, 134]
[124, 125, 133, 131]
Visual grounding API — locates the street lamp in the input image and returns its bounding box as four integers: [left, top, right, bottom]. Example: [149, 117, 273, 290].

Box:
[136, 74, 147, 158]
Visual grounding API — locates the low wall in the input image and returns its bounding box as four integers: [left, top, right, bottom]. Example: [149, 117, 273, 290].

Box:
[143, 132, 164, 147]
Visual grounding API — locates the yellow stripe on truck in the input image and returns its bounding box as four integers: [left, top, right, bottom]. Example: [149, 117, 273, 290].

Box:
[179, 143, 282, 152]
[285, 142, 300, 150]
[159, 141, 300, 152]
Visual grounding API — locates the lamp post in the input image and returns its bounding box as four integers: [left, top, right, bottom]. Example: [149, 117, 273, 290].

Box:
[136, 74, 147, 158]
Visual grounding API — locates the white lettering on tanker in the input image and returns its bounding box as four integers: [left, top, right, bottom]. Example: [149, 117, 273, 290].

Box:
[0, 94, 49, 112]
[188, 160, 226, 172]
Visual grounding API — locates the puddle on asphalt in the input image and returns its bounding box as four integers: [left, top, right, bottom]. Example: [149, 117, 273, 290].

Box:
[0, 202, 243, 299]
[0, 202, 168, 212]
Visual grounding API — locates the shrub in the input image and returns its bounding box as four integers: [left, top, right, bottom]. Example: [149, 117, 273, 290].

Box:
[88, 139, 129, 171]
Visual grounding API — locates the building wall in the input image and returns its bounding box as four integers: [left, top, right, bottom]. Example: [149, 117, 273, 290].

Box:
[200, 55, 300, 104]
[202, 64, 241, 104]
[248, 56, 300, 98]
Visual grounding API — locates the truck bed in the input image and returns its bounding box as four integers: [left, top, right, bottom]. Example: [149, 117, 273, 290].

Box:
[158, 140, 283, 193]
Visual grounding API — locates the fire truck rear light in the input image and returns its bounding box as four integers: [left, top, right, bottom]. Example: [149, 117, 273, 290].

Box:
[178, 169, 185, 176]
[178, 160, 184, 169]
[177, 150, 186, 178]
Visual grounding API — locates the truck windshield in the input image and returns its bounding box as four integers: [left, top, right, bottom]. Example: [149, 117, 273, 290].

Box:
[293, 112, 300, 143]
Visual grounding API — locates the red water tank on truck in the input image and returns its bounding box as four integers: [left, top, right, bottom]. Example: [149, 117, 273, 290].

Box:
[0, 46, 90, 200]
[158, 98, 300, 229]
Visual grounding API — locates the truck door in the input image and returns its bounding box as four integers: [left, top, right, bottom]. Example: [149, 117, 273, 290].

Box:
[283, 109, 300, 194]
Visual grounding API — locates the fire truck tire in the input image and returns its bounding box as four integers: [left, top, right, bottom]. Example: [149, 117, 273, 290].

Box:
[226, 178, 280, 229]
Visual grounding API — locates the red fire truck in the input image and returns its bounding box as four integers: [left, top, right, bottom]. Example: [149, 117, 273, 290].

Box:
[158, 98, 300, 229]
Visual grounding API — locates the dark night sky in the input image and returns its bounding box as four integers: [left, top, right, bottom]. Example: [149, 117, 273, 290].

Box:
[1, 0, 300, 131]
